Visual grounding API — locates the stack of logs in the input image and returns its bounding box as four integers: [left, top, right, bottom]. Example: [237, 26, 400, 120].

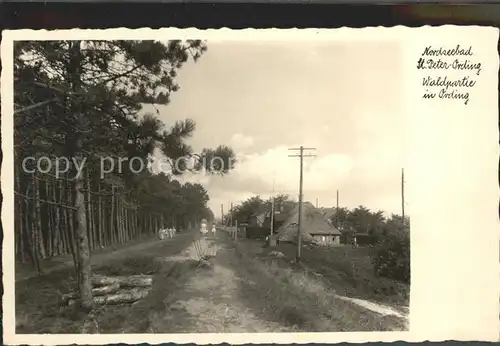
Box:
[62, 274, 153, 306]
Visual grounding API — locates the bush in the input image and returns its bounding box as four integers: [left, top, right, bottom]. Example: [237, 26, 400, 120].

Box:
[372, 227, 410, 284]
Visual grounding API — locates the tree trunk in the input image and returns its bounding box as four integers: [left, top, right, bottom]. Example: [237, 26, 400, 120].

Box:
[46, 181, 54, 256]
[97, 182, 104, 248]
[17, 203, 25, 262]
[135, 208, 138, 237]
[85, 174, 93, 250]
[61, 178, 73, 257]
[132, 207, 137, 239]
[52, 180, 62, 256]
[90, 180, 97, 250]
[15, 166, 25, 263]
[124, 203, 129, 242]
[25, 199, 40, 272]
[122, 199, 127, 242]
[31, 174, 42, 267]
[62, 282, 121, 304]
[66, 179, 78, 267]
[92, 274, 153, 287]
[65, 287, 151, 306]
[118, 197, 124, 243]
[68, 40, 92, 311]
[115, 196, 120, 244]
[33, 173, 47, 259]
[104, 194, 109, 247]
[110, 184, 115, 245]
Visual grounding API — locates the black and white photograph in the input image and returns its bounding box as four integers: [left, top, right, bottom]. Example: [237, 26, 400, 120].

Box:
[2, 27, 499, 344]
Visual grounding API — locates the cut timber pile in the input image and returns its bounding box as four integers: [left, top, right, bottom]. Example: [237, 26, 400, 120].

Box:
[62, 274, 153, 306]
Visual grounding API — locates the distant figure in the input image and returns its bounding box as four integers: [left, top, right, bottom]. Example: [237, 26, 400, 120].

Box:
[211, 225, 217, 236]
[158, 228, 167, 240]
[200, 219, 208, 235]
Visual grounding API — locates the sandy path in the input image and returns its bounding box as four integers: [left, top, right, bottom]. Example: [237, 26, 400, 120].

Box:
[152, 236, 296, 333]
[291, 256, 409, 323]
[301, 264, 409, 327]
[336, 295, 408, 319]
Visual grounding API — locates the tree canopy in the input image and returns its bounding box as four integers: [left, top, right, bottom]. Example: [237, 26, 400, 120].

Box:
[227, 194, 297, 225]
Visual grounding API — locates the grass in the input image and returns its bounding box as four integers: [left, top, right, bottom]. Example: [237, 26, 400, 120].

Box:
[15, 234, 160, 281]
[269, 241, 409, 307]
[220, 234, 407, 332]
[16, 231, 199, 334]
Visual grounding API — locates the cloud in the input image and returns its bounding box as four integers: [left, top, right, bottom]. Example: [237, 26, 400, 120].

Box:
[178, 143, 403, 218]
[230, 133, 254, 151]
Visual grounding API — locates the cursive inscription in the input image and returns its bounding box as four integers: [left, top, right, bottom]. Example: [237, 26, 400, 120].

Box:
[421, 44, 473, 57]
[417, 45, 481, 105]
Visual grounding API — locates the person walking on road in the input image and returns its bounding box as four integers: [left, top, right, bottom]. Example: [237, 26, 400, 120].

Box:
[200, 218, 208, 236]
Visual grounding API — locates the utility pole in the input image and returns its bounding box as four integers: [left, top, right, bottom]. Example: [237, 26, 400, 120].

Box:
[289, 146, 316, 263]
[221, 204, 224, 226]
[270, 170, 275, 236]
[316, 198, 318, 209]
[336, 189, 339, 228]
[229, 202, 233, 226]
[235, 220, 238, 242]
[401, 168, 405, 225]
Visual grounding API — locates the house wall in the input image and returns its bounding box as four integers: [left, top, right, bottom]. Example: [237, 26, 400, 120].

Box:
[312, 235, 340, 244]
[249, 216, 262, 227]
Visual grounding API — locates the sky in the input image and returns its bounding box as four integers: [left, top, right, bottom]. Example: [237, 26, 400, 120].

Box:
[143, 40, 406, 218]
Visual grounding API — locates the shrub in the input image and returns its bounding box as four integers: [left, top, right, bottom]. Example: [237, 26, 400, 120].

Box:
[372, 227, 410, 284]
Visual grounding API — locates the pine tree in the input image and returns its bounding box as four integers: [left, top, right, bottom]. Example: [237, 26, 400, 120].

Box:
[14, 40, 236, 311]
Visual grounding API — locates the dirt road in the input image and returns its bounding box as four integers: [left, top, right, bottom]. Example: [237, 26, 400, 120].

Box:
[147, 233, 408, 332]
[148, 235, 297, 332]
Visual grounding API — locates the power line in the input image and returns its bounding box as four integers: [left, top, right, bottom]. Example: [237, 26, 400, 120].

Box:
[288, 146, 316, 263]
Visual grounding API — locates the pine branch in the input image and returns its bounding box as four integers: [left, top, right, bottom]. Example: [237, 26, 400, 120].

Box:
[14, 98, 59, 115]
[97, 64, 144, 85]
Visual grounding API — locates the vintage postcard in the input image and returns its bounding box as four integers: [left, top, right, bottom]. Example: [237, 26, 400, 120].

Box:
[2, 27, 499, 344]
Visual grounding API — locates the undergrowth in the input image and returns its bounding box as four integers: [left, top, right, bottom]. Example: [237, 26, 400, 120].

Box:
[221, 235, 407, 332]
[16, 232, 197, 334]
[273, 242, 409, 307]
